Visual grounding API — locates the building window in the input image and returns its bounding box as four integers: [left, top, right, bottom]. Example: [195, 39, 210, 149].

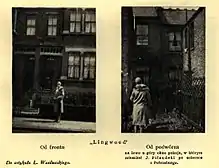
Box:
[70, 9, 82, 33]
[168, 70, 179, 81]
[67, 53, 96, 80]
[136, 25, 148, 45]
[84, 10, 96, 33]
[83, 54, 96, 79]
[48, 16, 57, 36]
[168, 32, 182, 51]
[68, 53, 80, 79]
[26, 17, 36, 36]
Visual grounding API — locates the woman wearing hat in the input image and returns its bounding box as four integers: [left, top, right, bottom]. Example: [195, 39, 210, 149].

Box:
[130, 77, 152, 133]
[53, 81, 65, 123]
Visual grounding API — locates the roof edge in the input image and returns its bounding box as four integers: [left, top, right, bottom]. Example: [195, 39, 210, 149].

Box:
[184, 7, 205, 26]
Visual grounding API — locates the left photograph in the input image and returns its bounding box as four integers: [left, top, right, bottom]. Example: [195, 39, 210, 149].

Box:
[12, 7, 96, 133]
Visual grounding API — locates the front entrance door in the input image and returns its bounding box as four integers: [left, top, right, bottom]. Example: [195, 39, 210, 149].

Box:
[39, 56, 62, 90]
[23, 56, 35, 94]
[135, 67, 150, 85]
[135, 63, 163, 117]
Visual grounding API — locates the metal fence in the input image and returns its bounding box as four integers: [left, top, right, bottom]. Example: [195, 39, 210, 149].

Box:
[36, 90, 96, 107]
[179, 74, 205, 128]
[14, 89, 96, 108]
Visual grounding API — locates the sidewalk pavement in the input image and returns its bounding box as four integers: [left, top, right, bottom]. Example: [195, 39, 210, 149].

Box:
[12, 117, 96, 133]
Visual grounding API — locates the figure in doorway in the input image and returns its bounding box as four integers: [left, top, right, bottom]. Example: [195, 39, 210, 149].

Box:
[130, 77, 152, 133]
[53, 81, 65, 123]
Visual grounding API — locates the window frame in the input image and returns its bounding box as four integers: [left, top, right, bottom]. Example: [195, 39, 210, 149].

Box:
[67, 52, 81, 79]
[26, 16, 36, 36]
[168, 31, 182, 52]
[67, 52, 96, 80]
[83, 53, 96, 80]
[84, 9, 96, 33]
[69, 9, 83, 33]
[47, 15, 58, 36]
[135, 24, 149, 46]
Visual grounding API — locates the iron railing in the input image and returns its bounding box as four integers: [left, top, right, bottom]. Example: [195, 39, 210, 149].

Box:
[177, 74, 205, 129]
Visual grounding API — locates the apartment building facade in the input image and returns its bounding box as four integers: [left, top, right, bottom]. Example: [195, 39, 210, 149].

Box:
[122, 7, 198, 114]
[12, 8, 96, 120]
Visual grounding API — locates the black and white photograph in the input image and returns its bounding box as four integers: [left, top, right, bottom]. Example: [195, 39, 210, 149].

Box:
[121, 7, 205, 133]
[12, 7, 96, 133]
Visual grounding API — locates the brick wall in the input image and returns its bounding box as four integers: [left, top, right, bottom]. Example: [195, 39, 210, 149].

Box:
[183, 8, 205, 78]
[191, 9, 205, 78]
[181, 8, 205, 127]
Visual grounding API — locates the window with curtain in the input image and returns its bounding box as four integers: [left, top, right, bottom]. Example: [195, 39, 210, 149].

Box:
[48, 16, 57, 36]
[84, 10, 96, 33]
[136, 24, 148, 45]
[83, 54, 96, 79]
[68, 53, 80, 79]
[26, 17, 36, 36]
[70, 9, 82, 33]
[168, 32, 182, 51]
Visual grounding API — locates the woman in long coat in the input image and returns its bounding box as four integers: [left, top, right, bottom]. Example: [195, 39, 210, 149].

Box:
[130, 77, 152, 133]
[53, 81, 65, 123]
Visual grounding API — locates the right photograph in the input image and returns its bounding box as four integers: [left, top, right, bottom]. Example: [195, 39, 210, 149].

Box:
[121, 7, 205, 133]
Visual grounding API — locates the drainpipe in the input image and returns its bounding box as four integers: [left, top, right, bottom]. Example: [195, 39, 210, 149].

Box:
[133, 14, 135, 30]
[185, 9, 188, 48]
[188, 21, 192, 80]
[185, 9, 192, 78]
[13, 8, 17, 49]
[13, 8, 18, 34]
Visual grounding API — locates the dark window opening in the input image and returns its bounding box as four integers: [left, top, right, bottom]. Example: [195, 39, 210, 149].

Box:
[168, 32, 182, 51]
[136, 24, 148, 46]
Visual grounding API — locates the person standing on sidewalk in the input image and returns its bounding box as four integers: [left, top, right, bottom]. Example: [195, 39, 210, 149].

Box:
[53, 81, 65, 123]
[130, 77, 152, 133]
